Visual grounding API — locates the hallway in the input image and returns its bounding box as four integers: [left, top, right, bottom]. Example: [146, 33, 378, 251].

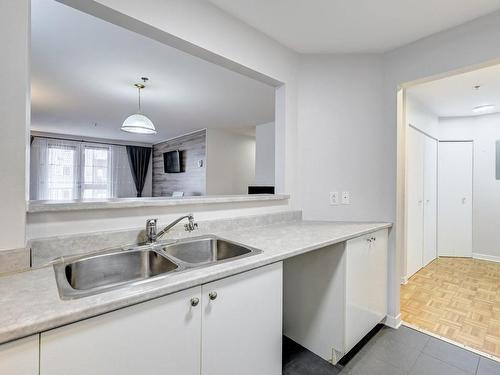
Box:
[401, 257, 500, 359]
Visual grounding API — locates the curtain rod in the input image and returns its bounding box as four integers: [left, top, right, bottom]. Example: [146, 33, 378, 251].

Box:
[31, 135, 152, 149]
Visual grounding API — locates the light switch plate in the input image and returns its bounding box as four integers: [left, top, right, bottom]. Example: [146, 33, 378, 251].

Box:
[329, 191, 339, 205]
[342, 191, 350, 204]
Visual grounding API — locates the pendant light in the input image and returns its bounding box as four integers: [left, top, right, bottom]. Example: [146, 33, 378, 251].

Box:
[121, 77, 157, 134]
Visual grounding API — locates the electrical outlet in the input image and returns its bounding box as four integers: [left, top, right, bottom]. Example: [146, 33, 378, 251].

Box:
[342, 191, 350, 204]
[329, 191, 339, 205]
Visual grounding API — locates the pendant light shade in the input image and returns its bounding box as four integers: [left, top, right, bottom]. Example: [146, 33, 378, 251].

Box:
[121, 77, 157, 134]
[121, 114, 156, 134]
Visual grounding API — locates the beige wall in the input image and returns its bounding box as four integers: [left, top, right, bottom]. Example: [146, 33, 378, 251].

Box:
[206, 128, 255, 195]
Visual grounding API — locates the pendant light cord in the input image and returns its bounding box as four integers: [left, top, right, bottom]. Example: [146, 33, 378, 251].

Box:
[137, 86, 142, 113]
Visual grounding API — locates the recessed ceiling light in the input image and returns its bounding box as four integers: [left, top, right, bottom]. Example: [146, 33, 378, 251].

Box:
[472, 104, 495, 114]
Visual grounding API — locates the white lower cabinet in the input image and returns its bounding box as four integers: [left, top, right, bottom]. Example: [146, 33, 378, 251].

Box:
[201, 261, 282, 375]
[39, 262, 283, 375]
[345, 229, 388, 352]
[284, 229, 388, 363]
[0, 335, 39, 375]
[40, 286, 202, 375]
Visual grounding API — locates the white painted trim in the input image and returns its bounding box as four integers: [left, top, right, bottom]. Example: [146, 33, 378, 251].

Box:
[472, 253, 500, 263]
[401, 276, 408, 285]
[402, 321, 500, 363]
[384, 314, 402, 329]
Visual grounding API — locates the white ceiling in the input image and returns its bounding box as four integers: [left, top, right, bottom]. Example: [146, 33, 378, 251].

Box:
[208, 0, 500, 53]
[407, 63, 500, 118]
[31, 0, 275, 143]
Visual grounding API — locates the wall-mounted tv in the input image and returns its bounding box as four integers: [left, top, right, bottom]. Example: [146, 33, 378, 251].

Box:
[163, 150, 184, 173]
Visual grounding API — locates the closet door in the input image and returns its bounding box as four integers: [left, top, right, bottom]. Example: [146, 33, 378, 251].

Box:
[406, 127, 425, 277]
[438, 142, 473, 257]
[423, 137, 437, 266]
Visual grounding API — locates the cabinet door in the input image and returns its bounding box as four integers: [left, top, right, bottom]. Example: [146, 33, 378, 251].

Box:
[406, 127, 425, 277]
[201, 262, 282, 375]
[423, 137, 437, 266]
[40, 287, 202, 375]
[0, 335, 39, 375]
[345, 229, 388, 353]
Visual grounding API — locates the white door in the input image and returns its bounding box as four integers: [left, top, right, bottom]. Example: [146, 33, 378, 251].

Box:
[438, 141, 473, 257]
[0, 335, 39, 375]
[423, 137, 438, 266]
[345, 229, 388, 353]
[406, 127, 425, 277]
[201, 262, 282, 375]
[40, 287, 202, 375]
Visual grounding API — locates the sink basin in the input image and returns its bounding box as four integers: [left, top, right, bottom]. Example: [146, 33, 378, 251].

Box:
[160, 236, 260, 266]
[54, 235, 261, 299]
[54, 249, 179, 299]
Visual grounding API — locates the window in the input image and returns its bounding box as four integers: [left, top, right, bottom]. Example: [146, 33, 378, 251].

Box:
[31, 138, 135, 201]
[46, 144, 78, 200]
[82, 146, 111, 199]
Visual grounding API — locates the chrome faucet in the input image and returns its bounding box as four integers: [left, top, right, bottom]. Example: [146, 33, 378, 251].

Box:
[146, 214, 198, 243]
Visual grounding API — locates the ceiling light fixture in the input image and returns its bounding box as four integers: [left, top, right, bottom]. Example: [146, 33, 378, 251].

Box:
[121, 77, 157, 134]
[472, 104, 496, 114]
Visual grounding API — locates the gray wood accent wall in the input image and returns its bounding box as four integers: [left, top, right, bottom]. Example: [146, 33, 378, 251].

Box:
[152, 130, 206, 197]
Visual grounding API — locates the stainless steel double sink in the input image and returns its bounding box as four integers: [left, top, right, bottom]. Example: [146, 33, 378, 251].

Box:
[54, 235, 261, 299]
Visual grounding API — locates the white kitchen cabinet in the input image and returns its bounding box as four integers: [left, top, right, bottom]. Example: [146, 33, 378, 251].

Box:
[39, 263, 283, 375]
[345, 230, 388, 352]
[284, 229, 388, 363]
[201, 262, 282, 375]
[40, 286, 202, 375]
[0, 335, 39, 375]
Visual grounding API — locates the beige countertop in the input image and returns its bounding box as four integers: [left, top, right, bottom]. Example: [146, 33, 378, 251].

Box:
[0, 220, 391, 344]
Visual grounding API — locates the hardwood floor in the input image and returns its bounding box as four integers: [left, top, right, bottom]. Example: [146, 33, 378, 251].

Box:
[401, 257, 500, 359]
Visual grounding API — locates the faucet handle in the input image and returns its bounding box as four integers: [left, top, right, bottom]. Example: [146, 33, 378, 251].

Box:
[146, 218, 157, 228]
[146, 218, 158, 243]
[184, 221, 198, 232]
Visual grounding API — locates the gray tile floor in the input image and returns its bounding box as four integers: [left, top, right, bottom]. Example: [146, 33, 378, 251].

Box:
[283, 326, 500, 375]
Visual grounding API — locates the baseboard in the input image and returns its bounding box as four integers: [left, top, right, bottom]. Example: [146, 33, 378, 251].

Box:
[401, 276, 408, 285]
[384, 314, 402, 329]
[472, 253, 500, 263]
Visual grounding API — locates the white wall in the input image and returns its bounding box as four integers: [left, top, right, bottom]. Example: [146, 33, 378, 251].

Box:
[439, 114, 500, 259]
[254, 122, 275, 186]
[0, 0, 30, 251]
[206, 128, 255, 195]
[406, 95, 439, 138]
[297, 54, 387, 222]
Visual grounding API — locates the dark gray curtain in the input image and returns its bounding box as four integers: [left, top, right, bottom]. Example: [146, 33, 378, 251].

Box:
[126, 146, 152, 197]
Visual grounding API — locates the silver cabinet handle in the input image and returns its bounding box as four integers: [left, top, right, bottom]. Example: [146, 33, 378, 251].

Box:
[190, 297, 199, 307]
[208, 291, 218, 301]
